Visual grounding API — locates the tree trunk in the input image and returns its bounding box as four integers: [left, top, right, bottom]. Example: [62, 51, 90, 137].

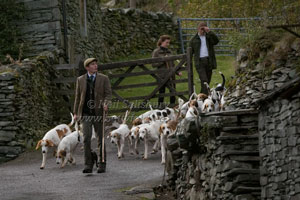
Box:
[129, 0, 136, 9]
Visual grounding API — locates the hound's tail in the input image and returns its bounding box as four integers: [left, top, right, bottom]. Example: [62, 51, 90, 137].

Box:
[149, 104, 154, 111]
[178, 98, 185, 110]
[68, 113, 75, 127]
[204, 82, 212, 97]
[219, 71, 226, 88]
[122, 103, 134, 124]
[189, 85, 197, 101]
[123, 110, 129, 124]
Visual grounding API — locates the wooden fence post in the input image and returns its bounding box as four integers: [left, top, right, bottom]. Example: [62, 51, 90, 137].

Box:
[187, 47, 194, 96]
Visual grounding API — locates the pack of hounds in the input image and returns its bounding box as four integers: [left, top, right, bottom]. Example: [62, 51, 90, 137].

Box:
[36, 73, 226, 169]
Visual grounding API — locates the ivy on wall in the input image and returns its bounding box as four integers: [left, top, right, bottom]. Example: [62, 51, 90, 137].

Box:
[0, 0, 26, 63]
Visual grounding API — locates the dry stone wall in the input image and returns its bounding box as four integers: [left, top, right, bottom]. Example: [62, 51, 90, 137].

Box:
[162, 110, 260, 200]
[65, 2, 179, 62]
[157, 31, 300, 200]
[259, 90, 300, 200]
[0, 52, 64, 163]
[18, 0, 179, 62]
[17, 0, 62, 57]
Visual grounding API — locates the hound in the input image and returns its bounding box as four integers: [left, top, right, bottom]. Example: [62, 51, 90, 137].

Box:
[108, 110, 132, 159]
[185, 104, 199, 118]
[138, 120, 163, 160]
[56, 122, 83, 168]
[211, 72, 227, 111]
[36, 113, 74, 169]
[202, 82, 215, 113]
[202, 97, 215, 113]
[159, 119, 179, 164]
[130, 123, 149, 155]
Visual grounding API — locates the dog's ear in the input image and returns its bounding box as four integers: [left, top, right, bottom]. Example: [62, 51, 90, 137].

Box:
[53, 150, 57, 157]
[202, 104, 208, 112]
[135, 127, 140, 136]
[159, 125, 163, 135]
[169, 121, 177, 131]
[60, 150, 66, 157]
[199, 93, 208, 100]
[144, 117, 151, 123]
[194, 101, 199, 108]
[46, 139, 54, 147]
[193, 108, 198, 116]
[35, 140, 42, 150]
[107, 132, 111, 139]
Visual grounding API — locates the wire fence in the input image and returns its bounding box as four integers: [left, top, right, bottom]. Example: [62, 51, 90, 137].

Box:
[178, 17, 262, 56]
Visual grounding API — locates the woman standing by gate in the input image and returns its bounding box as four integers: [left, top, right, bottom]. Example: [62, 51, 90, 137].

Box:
[152, 35, 182, 109]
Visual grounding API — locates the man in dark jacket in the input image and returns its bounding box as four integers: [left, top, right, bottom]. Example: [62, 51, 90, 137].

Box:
[189, 22, 219, 95]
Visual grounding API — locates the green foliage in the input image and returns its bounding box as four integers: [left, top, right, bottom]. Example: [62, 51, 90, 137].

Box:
[0, 0, 26, 63]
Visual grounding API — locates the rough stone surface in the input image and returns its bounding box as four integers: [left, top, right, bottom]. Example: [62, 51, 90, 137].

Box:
[225, 34, 300, 111]
[18, 0, 179, 62]
[161, 111, 261, 200]
[259, 91, 300, 200]
[0, 52, 63, 163]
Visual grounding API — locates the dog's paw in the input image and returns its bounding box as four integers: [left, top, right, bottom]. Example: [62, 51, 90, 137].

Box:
[161, 161, 165, 165]
[142, 156, 148, 160]
[40, 166, 44, 170]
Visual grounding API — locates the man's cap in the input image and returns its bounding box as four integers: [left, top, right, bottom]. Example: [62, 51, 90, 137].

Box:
[84, 58, 97, 67]
[198, 22, 207, 28]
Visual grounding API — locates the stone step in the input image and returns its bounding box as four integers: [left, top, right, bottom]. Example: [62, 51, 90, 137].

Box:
[222, 126, 258, 132]
[223, 150, 259, 156]
[228, 155, 260, 162]
[226, 168, 260, 177]
[217, 134, 259, 141]
[234, 186, 261, 194]
[203, 109, 259, 116]
[235, 174, 260, 183]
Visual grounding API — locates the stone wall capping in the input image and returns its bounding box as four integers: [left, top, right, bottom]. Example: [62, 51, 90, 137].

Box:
[256, 76, 300, 107]
[202, 109, 259, 116]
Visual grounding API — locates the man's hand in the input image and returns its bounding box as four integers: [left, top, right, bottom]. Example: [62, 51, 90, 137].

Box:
[74, 114, 78, 121]
[204, 27, 210, 33]
[177, 72, 182, 76]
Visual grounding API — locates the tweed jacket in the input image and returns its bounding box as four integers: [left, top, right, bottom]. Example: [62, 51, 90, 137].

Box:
[73, 72, 112, 118]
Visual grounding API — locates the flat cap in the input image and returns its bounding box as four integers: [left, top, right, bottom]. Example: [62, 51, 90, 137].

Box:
[84, 58, 97, 67]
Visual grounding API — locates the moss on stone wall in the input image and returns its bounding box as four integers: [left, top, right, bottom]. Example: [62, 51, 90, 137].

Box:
[64, 0, 178, 63]
[0, 0, 27, 63]
[0, 51, 64, 160]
